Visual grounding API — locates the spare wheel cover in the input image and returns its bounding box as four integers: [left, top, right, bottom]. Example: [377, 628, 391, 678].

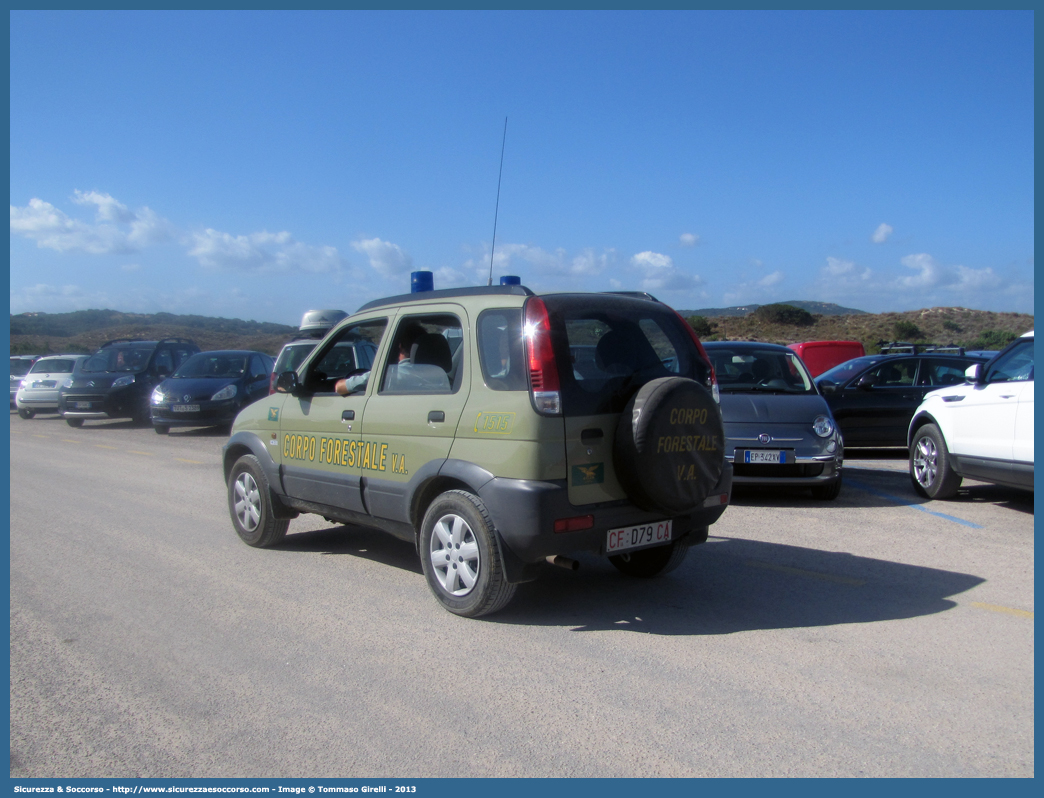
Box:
[614, 377, 725, 514]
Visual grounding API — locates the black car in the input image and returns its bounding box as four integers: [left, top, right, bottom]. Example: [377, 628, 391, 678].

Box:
[150, 350, 275, 434]
[59, 338, 200, 427]
[814, 352, 989, 447]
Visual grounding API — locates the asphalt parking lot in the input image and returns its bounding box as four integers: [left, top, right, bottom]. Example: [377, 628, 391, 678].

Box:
[8, 412, 1034, 778]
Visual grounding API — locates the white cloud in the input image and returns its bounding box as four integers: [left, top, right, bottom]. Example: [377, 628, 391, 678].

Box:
[758, 270, 784, 288]
[679, 232, 700, 247]
[872, 223, 894, 243]
[10, 192, 174, 254]
[897, 253, 942, 289]
[630, 251, 704, 294]
[953, 265, 1002, 291]
[190, 229, 344, 274]
[352, 237, 413, 276]
[10, 283, 113, 314]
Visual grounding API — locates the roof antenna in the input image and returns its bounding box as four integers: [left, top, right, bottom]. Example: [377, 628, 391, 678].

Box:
[487, 117, 508, 286]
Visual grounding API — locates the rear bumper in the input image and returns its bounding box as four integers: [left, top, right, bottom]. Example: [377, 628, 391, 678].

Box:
[480, 463, 733, 563]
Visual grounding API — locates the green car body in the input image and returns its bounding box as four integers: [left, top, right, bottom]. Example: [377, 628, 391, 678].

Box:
[223, 285, 732, 617]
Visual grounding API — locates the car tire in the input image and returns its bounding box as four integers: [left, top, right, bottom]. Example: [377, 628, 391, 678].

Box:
[17, 408, 34, 419]
[154, 424, 170, 435]
[65, 418, 84, 428]
[614, 377, 725, 515]
[609, 539, 689, 578]
[419, 490, 517, 618]
[811, 477, 842, 501]
[228, 454, 289, 548]
[910, 424, 963, 499]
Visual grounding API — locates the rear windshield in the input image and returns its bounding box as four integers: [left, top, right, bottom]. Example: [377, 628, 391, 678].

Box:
[275, 342, 319, 374]
[82, 346, 156, 373]
[30, 358, 78, 374]
[542, 294, 711, 416]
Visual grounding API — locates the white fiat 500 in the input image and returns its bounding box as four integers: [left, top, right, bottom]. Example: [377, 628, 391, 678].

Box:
[15, 354, 89, 418]
[908, 331, 1033, 498]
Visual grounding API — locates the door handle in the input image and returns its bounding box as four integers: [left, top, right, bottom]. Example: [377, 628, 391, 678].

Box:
[428, 411, 446, 423]
[342, 410, 355, 421]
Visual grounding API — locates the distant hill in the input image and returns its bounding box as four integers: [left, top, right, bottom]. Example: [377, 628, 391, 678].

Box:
[9, 309, 298, 356]
[679, 301, 868, 318]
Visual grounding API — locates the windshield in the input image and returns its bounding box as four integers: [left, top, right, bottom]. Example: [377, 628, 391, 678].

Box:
[82, 346, 155, 373]
[30, 358, 78, 374]
[707, 348, 815, 393]
[10, 359, 35, 377]
[174, 353, 249, 378]
[816, 356, 884, 386]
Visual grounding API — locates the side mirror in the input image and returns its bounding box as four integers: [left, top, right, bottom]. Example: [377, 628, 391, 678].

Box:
[819, 381, 837, 394]
[276, 370, 301, 394]
[156, 365, 171, 378]
[856, 373, 877, 390]
[965, 363, 984, 384]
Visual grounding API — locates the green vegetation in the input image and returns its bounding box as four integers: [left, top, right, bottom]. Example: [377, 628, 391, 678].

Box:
[893, 320, 924, 340]
[752, 303, 815, 326]
[966, 329, 1020, 351]
[685, 315, 715, 338]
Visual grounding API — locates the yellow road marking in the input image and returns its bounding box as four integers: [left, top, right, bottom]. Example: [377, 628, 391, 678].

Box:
[126, 450, 154, 456]
[175, 458, 203, 464]
[94, 444, 118, 450]
[32, 435, 49, 439]
[745, 559, 866, 586]
[970, 602, 1033, 619]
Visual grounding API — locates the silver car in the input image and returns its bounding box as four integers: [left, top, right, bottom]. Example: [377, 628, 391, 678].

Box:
[15, 355, 89, 418]
[703, 341, 843, 499]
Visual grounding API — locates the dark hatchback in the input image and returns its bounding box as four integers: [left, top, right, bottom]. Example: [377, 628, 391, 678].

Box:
[59, 338, 199, 427]
[814, 352, 990, 447]
[150, 350, 274, 434]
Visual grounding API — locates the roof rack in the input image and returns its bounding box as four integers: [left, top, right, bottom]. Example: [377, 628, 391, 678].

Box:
[877, 341, 966, 355]
[356, 284, 534, 313]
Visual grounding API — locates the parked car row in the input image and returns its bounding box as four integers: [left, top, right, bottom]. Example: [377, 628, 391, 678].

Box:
[12, 338, 275, 435]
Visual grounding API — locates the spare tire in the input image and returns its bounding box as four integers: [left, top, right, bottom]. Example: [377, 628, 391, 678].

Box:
[614, 377, 725, 515]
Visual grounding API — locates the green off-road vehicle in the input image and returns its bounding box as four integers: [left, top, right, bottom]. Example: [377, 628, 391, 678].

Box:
[223, 285, 732, 617]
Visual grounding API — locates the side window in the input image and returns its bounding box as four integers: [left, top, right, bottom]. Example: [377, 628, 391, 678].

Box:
[305, 319, 388, 394]
[154, 349, 174, 374]
[172, 348, 194, 369]
[477, 309, 527, 391]
[857, 359, 917, 388]
[918, 359, 971, 387]
[250, 355, 267, 379]
[379, 314, 463, 395]
[987, 340, 1034, 383]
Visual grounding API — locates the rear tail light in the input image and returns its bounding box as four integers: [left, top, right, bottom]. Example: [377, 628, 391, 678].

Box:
[673, 309, 719, 403]
[524, 297, 562, 416]
[554, 515, 594, 534]
[269, 372, 277, 395]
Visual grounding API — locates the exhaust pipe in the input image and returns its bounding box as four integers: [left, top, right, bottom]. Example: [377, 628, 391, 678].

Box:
[546, 555, 579, 571]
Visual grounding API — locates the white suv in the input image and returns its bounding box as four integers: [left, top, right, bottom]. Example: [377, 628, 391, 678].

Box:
[908, 331, 1033, 498]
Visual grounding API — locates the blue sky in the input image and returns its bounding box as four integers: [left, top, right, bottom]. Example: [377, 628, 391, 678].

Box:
[9, 10, 1034, 325]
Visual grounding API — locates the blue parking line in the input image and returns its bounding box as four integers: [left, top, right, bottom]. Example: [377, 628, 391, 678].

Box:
[845, 477, 983, 529]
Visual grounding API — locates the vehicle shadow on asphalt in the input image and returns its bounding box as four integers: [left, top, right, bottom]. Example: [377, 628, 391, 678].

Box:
[732, 465, 1033, 513]
[493, 537, 986, 635]
[276, 524, 424, 575]
[271, 520, 984, 636]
